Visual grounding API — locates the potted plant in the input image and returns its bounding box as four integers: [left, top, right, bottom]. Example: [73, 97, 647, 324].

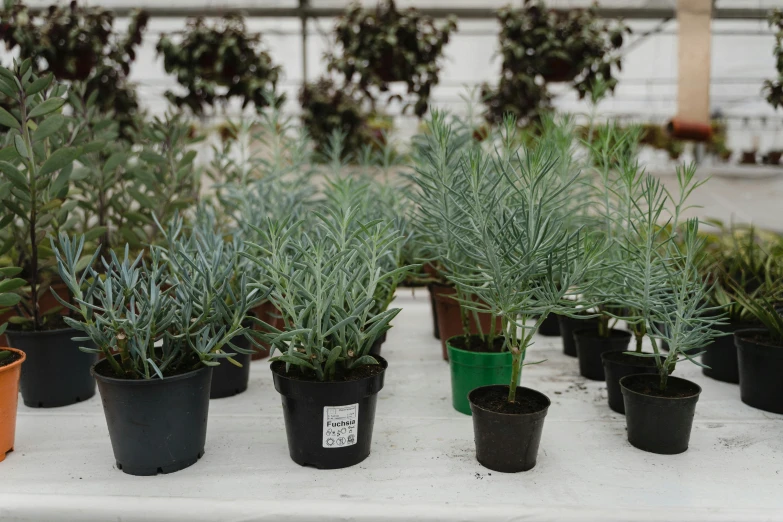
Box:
[0, 265, 26, 463]
[123, 113, 202, 248]
[0, 61, 99, 408]
[157, 211, 264, 399]
[699, 224, 783, 383]
[482, 2, 628, 127]
[53, 232, 257, 475]
[219, 136, 316, 360]
[409, 112, 501, 365]
[417, 114, 601, 470]
[157, 14, 282, 116]
[619, 219, 724, 454]
[244, 206, 413, 469]
[763, 10, 783, 110]
[299, 78, 379, 161]
[732, 293, 783, 414]
[0, 1, 149, 139]
[600, 159, 706, 413]
[451, 119, 603, 472]
[327, 0, 456, 118]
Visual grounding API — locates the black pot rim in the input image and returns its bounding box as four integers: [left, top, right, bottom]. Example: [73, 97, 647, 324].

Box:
[91, 357, 211, 386]
[619, 374, 702, 401]
[573, 328, 632, 341]
[734, 327, 783, 348]
[5, 326, 79, 338]
[601, 350, 657, 366]
[468, 384, 551, 418]
[271, 354, 388, 386]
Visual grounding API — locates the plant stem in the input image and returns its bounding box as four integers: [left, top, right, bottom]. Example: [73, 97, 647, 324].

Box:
[19, 83, 40, 331]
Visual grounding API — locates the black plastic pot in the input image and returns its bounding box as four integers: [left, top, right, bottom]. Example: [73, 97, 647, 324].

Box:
[602, 351, 658, 414]
[468, 385, 550, 473]
[272, 355, 387, 469]
[92, 358, 213, 476]
[369, 332, 387, 357]
[537, 314, 560, 336]
[574, 329, 632, 381]
[735, 329, 783, 414]
[210, 351, 251, 399]
[701, 321, 756, 384]
[620, 374, 701, 454]
[557, 314, 600, 357]
[427, 284, 440, 340]
[6, 328, 98, 408]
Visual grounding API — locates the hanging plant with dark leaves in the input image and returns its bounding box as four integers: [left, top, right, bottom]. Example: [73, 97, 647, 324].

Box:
[327, 0, 457, 117]
[157, 15, 283, 115]
[764, 9, 783, 109]
[482, 1, 628, 126]
[0, 0, 149, 138]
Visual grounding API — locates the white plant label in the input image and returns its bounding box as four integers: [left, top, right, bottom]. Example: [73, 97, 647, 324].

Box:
[323, 403, 359, 448]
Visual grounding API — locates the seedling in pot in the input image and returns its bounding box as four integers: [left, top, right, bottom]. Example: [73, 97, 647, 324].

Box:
[243, 206, 414, 469]
[619, 207, 725, 453]
[409, 111, 503, 360]
[53, 231, 258, 475]
[730, 284, 783, 414]
[156, 210, 266, 397]
[425, 114, 602, 471]
[697, 223, 783, 383]
[0, 60, 101, 407]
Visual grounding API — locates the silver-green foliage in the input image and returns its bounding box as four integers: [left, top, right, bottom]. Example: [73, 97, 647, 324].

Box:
[419, 114, 603, 402]
[53, 230, 258, 380]
[614, 167, 724, 390]
[243, 206, 413, 381]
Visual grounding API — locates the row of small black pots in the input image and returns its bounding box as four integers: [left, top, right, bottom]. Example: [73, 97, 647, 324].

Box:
[6, 325, 391, 475]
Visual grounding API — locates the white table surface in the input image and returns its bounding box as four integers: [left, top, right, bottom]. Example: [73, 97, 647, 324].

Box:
[1, 289, 782, 522]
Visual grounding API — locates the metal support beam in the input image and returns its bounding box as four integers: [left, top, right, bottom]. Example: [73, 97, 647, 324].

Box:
[27, 5, 772, 20]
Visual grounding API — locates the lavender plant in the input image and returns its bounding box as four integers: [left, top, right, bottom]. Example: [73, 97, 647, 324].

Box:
[52, 231, 257, 379]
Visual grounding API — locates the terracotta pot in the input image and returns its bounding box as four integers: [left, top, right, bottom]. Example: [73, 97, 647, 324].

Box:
[251, 301, 284, 361]
[432, 285, 501, 361]
[0, 347, 26, 463]
[740, 151, 757, 165]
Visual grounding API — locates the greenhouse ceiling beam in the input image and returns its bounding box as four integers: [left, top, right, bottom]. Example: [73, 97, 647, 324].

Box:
[27, 6, 771, 20]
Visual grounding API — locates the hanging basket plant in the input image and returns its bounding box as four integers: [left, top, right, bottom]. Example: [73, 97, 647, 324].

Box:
[327, 0, 456, 117]
[764, 9, 783, 109]
[482, 1, 628, 127]
[299, 77, 377, 160]
[0, 1, 149, 138]
[157, 15, 283, 115]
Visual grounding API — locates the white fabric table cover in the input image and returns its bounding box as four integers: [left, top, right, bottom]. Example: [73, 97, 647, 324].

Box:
[1, 290, 782, 521]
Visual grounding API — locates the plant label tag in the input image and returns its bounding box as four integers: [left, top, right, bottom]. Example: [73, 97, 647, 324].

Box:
[323, 403, 359, 448]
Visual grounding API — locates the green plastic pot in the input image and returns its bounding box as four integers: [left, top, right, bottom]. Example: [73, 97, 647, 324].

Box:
[447, 336, 520, 415]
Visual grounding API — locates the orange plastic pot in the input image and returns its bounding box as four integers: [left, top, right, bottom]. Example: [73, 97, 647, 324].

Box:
[0, 347, 26, 463]
[251, 301, 285, 361]
[432, 285, 501, 361]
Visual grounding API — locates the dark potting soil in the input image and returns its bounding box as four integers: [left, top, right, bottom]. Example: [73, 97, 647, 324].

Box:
[602, 351, 658, 367]
[623, 374, 700, 399]
[471, 386, 548, 415]
[7, 314, 70, 332]
[449, 334, 505, 354]
[739, 332, 783, 349]
[271, 360, 385, 383]
[93, 353, 205, 380]
[0, 350, 22, 368]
